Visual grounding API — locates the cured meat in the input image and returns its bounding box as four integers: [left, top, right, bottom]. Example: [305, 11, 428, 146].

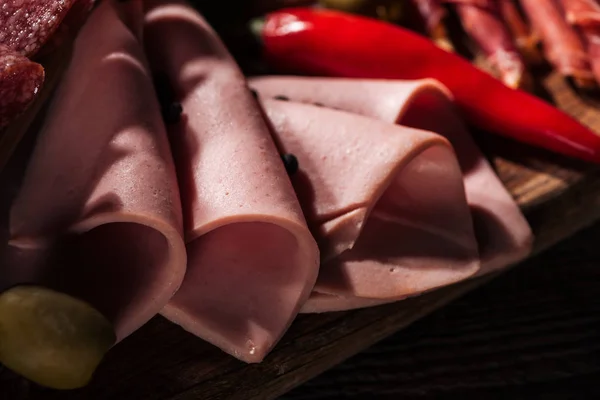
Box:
[1, 0, 82, 57]
[409, 0, 454, 51]
[260, 98, 479, 300]
[560, 0, 600, 87]
[519, 0, 595, 88]
[445, 0, 528, 88]
[143, 0, 319, 363]
[249, 76, 533, 312]
[0, 0, 96, 129]
[0, 1, 186, 388]
[499, 0, 543, 65]
[251, 90, 481, 300]
[0, 46, 45, 129]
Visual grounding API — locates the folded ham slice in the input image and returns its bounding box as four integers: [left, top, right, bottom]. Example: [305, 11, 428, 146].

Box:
[0, 0, 186, 388]
[255, 96, 480, 307]
[143, 0, 319, 363]
[250, 76, 533, 312]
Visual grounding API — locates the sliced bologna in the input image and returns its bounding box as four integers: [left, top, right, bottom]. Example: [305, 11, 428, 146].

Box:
[258, 98, 480, 303]
[143, 0, 319, 363]
[0, 1, 186, 388]
[250, 76, 533, 312]
[0, 45, 45, 128]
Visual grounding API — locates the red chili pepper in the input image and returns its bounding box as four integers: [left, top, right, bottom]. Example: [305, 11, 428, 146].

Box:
[252, 7, 600, 164]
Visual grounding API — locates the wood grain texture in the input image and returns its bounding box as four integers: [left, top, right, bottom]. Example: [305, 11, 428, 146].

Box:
[282, 222, 600, 400]
[0, 65, 594, 399]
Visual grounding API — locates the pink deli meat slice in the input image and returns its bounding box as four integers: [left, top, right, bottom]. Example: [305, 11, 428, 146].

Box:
[560, 0, 600, 87]
[444, 0, 527, 88]
[143, 0, 319, 363]
[250, 76, 533, 312]
[4, 0, 187, 342]
[259, 98, 480, 302]
[519, 0, 595, 87]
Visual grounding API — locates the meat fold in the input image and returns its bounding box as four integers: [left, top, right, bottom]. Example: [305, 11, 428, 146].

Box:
[519, 0, 595, 88]
[0, 0, 187, 386]
[250, 76, 533, 312]
[499, 0, 544, 65]
[444, 0, 528, 88]
[256, 95, 480, 306]
[409, 0, 454, 51]
[143, 0, 320, 363]
[560, 0, 600, 87]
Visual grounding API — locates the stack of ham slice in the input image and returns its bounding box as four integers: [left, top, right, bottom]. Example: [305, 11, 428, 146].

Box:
[0, 0, 533, 388]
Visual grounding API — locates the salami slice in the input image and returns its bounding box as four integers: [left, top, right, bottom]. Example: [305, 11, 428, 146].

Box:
[0, 45, 45, 129]
[0, 0, 80, 57]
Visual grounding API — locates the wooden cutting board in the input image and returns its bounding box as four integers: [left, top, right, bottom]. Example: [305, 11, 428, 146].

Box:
[3, 64, 600, 399]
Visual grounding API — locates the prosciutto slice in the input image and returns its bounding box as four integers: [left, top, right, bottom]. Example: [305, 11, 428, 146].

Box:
[519, 0, 595, 88]
[409, 0, 453, 51]
[560, 0, 600, 86]
[444, 0, 527, 88]
[250, 76, 533, 312]
[499, 0, 543, 65]
[255, 94, 481, 300]
[1, 0, 186, 379]
[143, 0, 319, 363]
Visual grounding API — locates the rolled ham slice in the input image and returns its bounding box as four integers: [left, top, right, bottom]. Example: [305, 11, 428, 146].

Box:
[0, 0, 186, 388]
[519, 0, 595, 88]
[256, 96, 480, 304]
[560, 0, 600, 87]
[250, 76, 533, 312]
[143, 0, 319, 363]
[444, 0, 528, 88]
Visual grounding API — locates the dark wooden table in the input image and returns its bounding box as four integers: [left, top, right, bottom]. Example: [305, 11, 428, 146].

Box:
[282, 222, 600, 400]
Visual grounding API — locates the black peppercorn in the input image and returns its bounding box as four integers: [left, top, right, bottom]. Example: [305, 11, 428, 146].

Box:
[163, 102, 183, 125]
[273, 95, 290, 101]
[281, 153, 299, 176]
